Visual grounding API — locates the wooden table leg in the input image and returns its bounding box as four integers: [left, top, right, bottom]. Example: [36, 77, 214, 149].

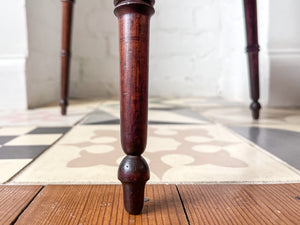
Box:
[60, 0, 74, 115]
[114, 0, 155, 215]
[243, 0, 261, 120]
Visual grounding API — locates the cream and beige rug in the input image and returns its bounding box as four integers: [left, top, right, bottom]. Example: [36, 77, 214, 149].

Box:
[8, 98, 300, 184]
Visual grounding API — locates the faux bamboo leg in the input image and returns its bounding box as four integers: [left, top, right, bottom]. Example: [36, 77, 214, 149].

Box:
[114, 0, 155, 215]
[60, 0, 74, 115]
[243, 0, 261, 120]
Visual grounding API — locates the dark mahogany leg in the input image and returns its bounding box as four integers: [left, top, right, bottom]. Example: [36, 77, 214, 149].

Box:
[114, 0, 155, 215]
[243, 0, 261, 120]
[60, 0, 74, 115]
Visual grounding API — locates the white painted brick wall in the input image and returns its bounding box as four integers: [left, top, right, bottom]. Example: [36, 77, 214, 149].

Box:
[26, 0, 61, 108]
[69, 0, 269, 102]
[22, 0, 270, 107]
[69, 0, 119, 98]
[5, 0, 300, 108]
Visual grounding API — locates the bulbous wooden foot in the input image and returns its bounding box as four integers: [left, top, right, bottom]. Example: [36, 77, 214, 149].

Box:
[118, 156, 149, 214]
[250, 101, 261, 120]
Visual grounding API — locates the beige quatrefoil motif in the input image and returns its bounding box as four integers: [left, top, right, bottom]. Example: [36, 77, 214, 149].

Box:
[64, 126, 248, 179]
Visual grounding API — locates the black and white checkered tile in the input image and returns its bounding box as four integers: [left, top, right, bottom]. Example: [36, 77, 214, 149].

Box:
[0, 127, 71, 183]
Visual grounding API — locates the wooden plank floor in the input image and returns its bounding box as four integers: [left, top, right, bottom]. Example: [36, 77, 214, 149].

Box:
[15, 185, 188, 225]
[178, 184, 300, 225]
[0, 185, 42, 225]
[0, 184, 299, 224]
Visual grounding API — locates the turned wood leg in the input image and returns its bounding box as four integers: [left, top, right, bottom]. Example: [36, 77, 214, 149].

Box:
[60, 0, 74, 115]
[114, 0, 155, 215]
[243, 0, 261, 120]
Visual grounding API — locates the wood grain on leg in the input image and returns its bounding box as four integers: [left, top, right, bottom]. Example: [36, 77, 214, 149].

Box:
[114, 0, 155, 215]
[0, 185, 42, 225]
[243, 0, 261, 120]
[60, 0, 74, 115]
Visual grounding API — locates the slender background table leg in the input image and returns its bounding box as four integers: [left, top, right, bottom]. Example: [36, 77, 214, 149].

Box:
[243, 0, 261, 120]
[60, 0, 74, 115]
[114, 0, 155, 215]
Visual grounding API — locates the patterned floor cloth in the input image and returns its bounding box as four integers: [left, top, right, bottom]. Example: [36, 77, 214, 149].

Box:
[1, 98, 300, 184]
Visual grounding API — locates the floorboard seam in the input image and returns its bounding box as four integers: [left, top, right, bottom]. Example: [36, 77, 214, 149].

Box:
[176, 185, 191, 225]
[11, 185, 45, 225]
